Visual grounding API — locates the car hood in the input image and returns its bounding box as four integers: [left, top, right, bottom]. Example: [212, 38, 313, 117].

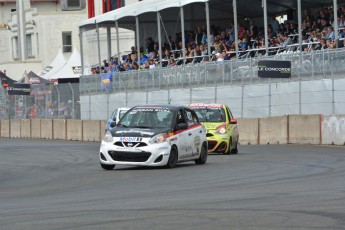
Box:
[110, 126, 170, 138]
[202, 122, 226, 131]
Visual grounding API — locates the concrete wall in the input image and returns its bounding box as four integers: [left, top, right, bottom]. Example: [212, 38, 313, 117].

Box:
[1, 120, 10, 138]
[20, 119, 31, 138]
[288, 115, 321, 144]
[53, 120, 66, 140]
[322, 115, 345, 145]
[0, 120, 10, 137]
[31, 119, 41, 139]
[83, 120, 101, 142]
[1, 114, 344, 146]
[67, 120, 83, 141]
[237, 118, 259, 145]
[41, 119, 53, 139]
[259, 116, 288, 145]
[10, 120, 21, 138]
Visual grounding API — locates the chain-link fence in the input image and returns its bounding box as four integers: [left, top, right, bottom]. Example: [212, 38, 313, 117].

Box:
[0, 83, 80, 120]
[80, 48, 345, 95]
[1, 48, 345, 120]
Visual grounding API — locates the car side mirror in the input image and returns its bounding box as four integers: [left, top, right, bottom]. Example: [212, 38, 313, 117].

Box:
[110, 121, 116, 128]
[177, 123, 188, 130]
[230, 118, 237, 124]
[112, 117, 117, 122]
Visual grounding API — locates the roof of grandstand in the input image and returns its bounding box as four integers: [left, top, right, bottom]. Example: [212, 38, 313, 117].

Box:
[80, 0, 334, 30]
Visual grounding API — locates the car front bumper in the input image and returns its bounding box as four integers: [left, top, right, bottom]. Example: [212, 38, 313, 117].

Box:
[99, 139, 171, 167]
[206, 132, 229, 153]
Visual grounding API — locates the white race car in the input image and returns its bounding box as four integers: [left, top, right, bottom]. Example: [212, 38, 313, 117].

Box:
[99, 105, 208, 169]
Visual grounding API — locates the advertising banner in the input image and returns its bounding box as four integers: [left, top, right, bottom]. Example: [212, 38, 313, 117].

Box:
[7, 83, 31, 95]
[258, 60, 291, 78]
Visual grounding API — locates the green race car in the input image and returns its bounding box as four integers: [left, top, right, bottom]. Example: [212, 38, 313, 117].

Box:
[188, 103, 239, 154]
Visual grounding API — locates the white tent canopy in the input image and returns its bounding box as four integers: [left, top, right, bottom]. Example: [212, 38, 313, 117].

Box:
[39, 48, 66, 79]
[42, 48, 86, 80]
[81, 0, 332, 29]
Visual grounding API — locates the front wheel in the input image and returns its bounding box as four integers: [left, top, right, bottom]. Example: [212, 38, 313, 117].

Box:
[231, 137, 239, 154]
[166, 147, 178, 168]
[100, 162, 115, 170]
[224, 138, 232, 155]
[195, 144, 207, 165]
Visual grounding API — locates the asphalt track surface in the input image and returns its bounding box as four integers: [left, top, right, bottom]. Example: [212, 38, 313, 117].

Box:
[0, 138, 345, 230]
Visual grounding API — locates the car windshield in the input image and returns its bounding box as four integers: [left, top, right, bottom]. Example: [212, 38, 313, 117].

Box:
[119, 109, 128, 119]
[118, 107, 173, 129]
[193, 108, 226, 122]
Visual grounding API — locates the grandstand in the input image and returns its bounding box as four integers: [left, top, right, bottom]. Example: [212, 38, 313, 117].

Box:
[78, 0, 345, 119]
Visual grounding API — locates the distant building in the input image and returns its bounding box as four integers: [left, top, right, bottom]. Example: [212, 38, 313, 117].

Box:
[0, 0, 137, 80]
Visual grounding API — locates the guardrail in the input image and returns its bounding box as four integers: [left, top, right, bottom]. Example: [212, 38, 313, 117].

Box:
[1, 115, 344, 145]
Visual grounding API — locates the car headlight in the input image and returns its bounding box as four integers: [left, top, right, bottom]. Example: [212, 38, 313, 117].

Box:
[216, 126, 227, 134]
[103, 131, 113, 143]
[149, 133, 166, 144]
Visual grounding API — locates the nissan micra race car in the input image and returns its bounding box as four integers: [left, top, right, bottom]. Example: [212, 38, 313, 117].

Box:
[188, 103, 239, 154]
[99, 105, 208, 170]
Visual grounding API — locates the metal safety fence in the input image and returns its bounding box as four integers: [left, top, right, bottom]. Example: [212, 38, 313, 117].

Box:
[1, 48, 345, 120]
[0, 83, 80, 120]
[80, 48, 345, 95]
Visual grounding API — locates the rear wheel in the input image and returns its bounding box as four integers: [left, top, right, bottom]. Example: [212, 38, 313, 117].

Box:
[166, 146, 178, 168]
[195, 144, 207, 165]
[100, 162, 115, 170]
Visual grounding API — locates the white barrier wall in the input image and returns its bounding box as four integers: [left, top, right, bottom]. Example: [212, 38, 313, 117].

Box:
[322, 115, 345, 145]
[81, 79, 345, 121]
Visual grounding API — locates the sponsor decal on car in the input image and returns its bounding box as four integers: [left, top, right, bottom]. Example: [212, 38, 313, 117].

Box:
[119, 137, 143, 142]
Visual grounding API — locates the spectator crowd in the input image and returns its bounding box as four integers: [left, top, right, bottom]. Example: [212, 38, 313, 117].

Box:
[92, 4, 345, 77]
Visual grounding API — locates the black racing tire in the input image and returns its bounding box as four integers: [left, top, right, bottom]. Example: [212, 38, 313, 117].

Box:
[100, 162, 115, 170]
[166, 146, 178, 168]
[224, 138, 232, 155]
[195, 144, 207, 165]
[231, 136, 239, 154]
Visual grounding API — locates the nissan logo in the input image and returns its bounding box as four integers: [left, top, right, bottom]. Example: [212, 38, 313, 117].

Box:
[127, 142, 133, 147]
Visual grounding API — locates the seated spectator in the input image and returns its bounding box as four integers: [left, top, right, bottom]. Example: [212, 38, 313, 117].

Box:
[149, 59, 156, 69]
[339, 15, 345, 27]
[325, 26, 335, 41]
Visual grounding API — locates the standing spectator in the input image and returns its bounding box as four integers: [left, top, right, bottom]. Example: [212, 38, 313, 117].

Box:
[146, 37, 155, 52]
[227, 22, 235, 45]
[75, 101, 80, 119]
[338, 15, 345, 27]
[52, 101, 58, 118]
[195, 26, 203, 45]
[201, 30, 207, 45]
[271, 16, 280, 35]
[249, 20, 259, 38]
[64, 100, 73, 119]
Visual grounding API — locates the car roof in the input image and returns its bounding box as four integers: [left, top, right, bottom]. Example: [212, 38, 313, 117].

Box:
[132, 104, 187, 111]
